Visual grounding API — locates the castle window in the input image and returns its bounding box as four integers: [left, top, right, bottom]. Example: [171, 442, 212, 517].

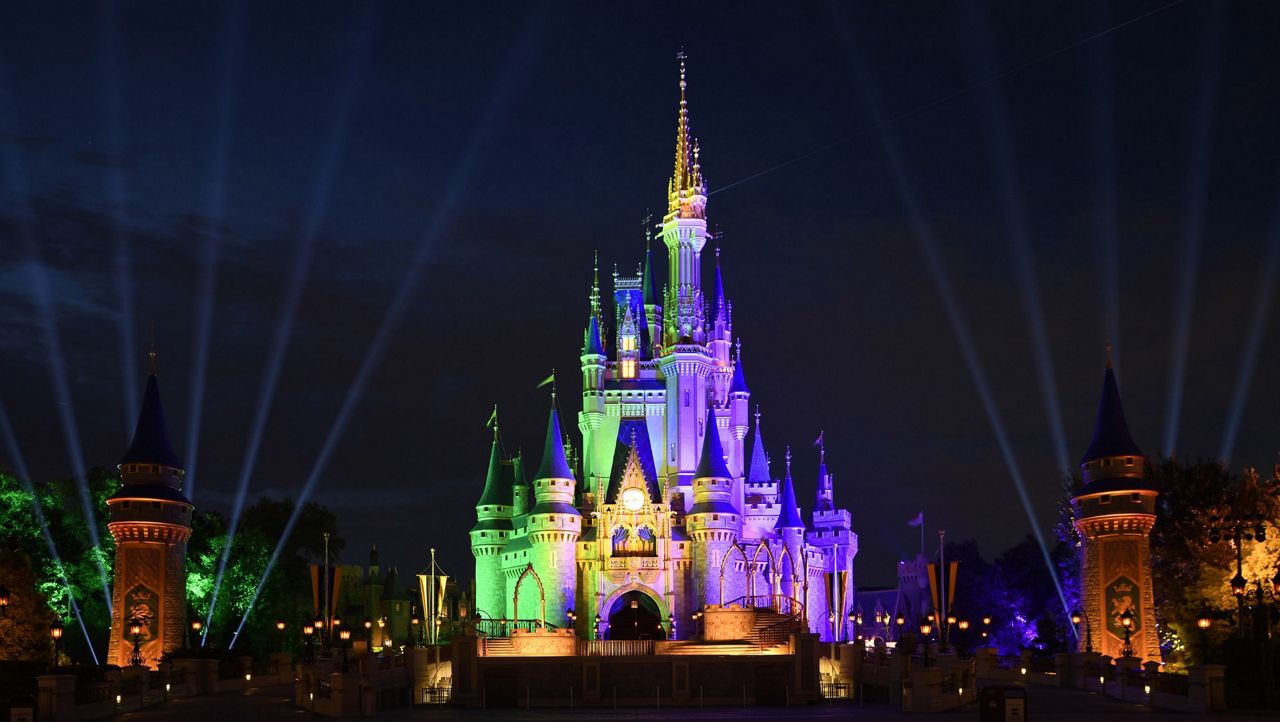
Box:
[1099, 495, 1111, 505]
[621, 359, 636, 378]
[1125, 457, 1134, 465]
[1131, 493, 1140, 503]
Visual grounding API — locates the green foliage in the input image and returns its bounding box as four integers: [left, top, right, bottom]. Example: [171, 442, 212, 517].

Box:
[186, 497, 344, 660]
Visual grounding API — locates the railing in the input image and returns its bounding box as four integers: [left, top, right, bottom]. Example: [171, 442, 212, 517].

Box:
[577, 639, 655, 656]
[475, 619, 560, 638]
[74, 681, 110, 706]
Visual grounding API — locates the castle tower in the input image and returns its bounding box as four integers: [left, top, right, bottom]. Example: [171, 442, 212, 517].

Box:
[727, 342, 750, 501]
[658, 55, 716, 494]
[774, 449, 806, 609]
[471, 425, 513, 620]
[743, 407, 779, 538]
[579, 263, 610, 503]
[687, 407, 740, 607]
[807, 439, 857, 641]
[106, 356, 193, 669]
[1072, 359, 1160, 661]
[526, 405, 582, 625]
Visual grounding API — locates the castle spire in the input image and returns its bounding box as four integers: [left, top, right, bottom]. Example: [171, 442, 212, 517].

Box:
[747, 405, 770, 483]
[729, 339, 750, 396]
[120, 358, 183, 470]
[774, 446, 804, 529]
[535, 403, 575, 481]
[476, 421, 511, 506]
[694, 406, 733, 480]
[1079, 358, 1143, 471]
[814, 431, 833, 512]
[666, 50, 706, 221]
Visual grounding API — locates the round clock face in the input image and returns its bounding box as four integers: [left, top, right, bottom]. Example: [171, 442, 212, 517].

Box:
[621, 488, 645, 511]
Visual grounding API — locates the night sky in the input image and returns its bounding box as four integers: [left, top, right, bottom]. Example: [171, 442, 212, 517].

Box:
[2, 1, 1279, 589]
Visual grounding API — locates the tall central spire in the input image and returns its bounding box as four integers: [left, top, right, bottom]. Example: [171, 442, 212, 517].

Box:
[666, 51, 706, 221]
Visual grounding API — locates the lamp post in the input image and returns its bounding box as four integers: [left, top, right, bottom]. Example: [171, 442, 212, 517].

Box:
[50, 620, 64, 667]
[1196, 611, 1212, 664]
[338, 626, 351, 673]
[189, 618, 202, 650]
[894, 612, 905, 642]
[1071, 609, 1092, 653]
[314, 613, 327, 653]
[919, 619, 933, 667]
[378, 617, 388, 650]
[276, 619, 286, 652]
[364, 617, 373, 653]
[1119, 608, 1134, 658]
[1209, 512, 1269, 638]
[303, 623, 315, 662]
[411, 610, 422, 647]
[957, 619, 970, 655]
[982, 615, 992, 645]
[128, 617, 144, 667]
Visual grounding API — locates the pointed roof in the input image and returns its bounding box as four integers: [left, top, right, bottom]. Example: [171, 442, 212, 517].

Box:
[642, 241, 658, 308]
[713, 248, 726, 314]
[477, 428, 513, 506]
[747, 407, 770, 483]
[729, 342, 750, 396]
[119, 370, 183, 469]
[666, 53, 706, 220]
[534, 406, 575, 481]
[814, 439, 833, 512]
[694, 406, 732, 480]
[583, 314, 604, 356]
[774, 448, 805, 530]
[605, 420, 661, 503]
[1079, 364, 1143, 466]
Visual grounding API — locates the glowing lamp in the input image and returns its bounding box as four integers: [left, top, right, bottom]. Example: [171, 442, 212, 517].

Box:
[982, 615, 992, 626]
[364, 617, 373, 630]
[895, 613, 905, 627]
[0, 584, 10, 609]
[958, 619, 970, 631]
[946, 614, 956, 626]
[50, 621, 64, 640]
[339, 628, 351, 642]
[926, 612, 935, 623]
[331, 615, 342, 628]
[314, 615, 325, 629]
[1231, 573, 1247, 597]
[276, 619, 286, 631]
[1119, 609, 1133, 630]
[1020, 667, 1027, 676]
[378, 617, 386, 628]
[1143, 684, 1151, 695]
[919, 622, 932, 636]
[245, 673, 251, 682]
[128, 618, 143, 637]
[855, 613, 863, 625]
[1196, 614, 1211, 630]
[1070, 610, 1082, 625]
[191, 619, 203, 633]
[303, 624, 314, 636]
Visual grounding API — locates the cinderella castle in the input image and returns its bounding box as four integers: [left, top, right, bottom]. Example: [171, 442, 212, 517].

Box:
[469, 59, 857, 644]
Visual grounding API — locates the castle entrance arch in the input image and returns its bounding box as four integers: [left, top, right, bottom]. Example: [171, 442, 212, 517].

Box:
[603, 586, 666, 640]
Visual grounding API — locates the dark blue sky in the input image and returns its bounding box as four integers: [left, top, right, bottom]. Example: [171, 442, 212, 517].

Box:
[2, 1, 1279, 589]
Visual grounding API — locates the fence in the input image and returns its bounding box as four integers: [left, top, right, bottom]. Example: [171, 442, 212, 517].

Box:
[577, 639, 655, 657]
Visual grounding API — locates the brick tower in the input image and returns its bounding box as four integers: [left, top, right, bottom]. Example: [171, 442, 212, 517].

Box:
[107, 355, 193, 668]
[1072, 358, 1161, 661]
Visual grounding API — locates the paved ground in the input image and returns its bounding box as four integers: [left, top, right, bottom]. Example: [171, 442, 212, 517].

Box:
[118, 681, 1276, 721]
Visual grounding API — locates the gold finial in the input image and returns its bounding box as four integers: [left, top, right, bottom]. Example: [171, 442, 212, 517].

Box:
[148, 348, 157, 374]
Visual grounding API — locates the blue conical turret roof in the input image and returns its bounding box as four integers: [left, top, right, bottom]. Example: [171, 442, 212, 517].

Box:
[1079, 365, 1143, 466]
[642, 241, 658, 308]
[694, 407, 732, 479]
[747, 408, 770, 483]
[119, 371, 183, 469]
[583, 314, 604, 356]
[729, 345, 749, 396]
[535, 406, 575, 481]
[774, 450, 805, 530]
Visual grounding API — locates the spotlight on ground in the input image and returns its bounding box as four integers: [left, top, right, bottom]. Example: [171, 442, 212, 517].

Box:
[0, 400, 100, 663]
[1164, 1, 1226, 457]
[831, 12, 1072, 623]
[1219, 214, 1280, 463]
[204, 0, 379, 644]
[185, 0, 247, 503]
[229, 8, 546, 646]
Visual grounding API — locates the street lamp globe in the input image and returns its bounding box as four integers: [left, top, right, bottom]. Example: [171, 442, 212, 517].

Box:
[363, 617, 373, 631]
[50, 620, 64, 640]
[1196, 614, 1212, 630]
[1231, 573, 1247, 597]
[1119, 609, 1133, 630]
[958, 619, 970, 631]
[191, 619, 203, 633]
[129, 618, 143, 637]
[1070, 610, 1082, 625]
[276, 619, 286, 632]
[919, 621, 932, 636]
[0, 585, 10, 611]
[303, 624, 314, 637]
[895, 613, 905, 627]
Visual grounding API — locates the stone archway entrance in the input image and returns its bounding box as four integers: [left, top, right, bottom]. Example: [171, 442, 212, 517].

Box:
[607, 590, 663, 640]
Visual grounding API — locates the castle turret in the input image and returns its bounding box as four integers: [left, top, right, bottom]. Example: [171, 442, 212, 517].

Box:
[106, 354, 193, 669]
[807, 439, 857, 641]
[580, 260, 610, 502]
[661, 54, 710, 347]
[774, 449, 806, 608]
[642, 240, 662, 357]
[471, 426, 513, 621]
[687, 407, 739, 607]
[1072, 357, 1160, 661]
[727, 340, 750, 506]
[526, 405, 582, 625]
[743, 407, 779, 538]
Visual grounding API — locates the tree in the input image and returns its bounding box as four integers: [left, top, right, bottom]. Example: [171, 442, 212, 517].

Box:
[0, 550, 56, 663]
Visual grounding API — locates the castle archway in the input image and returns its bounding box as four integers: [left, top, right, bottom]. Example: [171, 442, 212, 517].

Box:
[607, 590, 663, 640]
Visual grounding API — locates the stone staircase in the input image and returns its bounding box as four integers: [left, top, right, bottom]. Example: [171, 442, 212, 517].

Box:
[747, 608, 800, 652]
[481, 637, 517, 656]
